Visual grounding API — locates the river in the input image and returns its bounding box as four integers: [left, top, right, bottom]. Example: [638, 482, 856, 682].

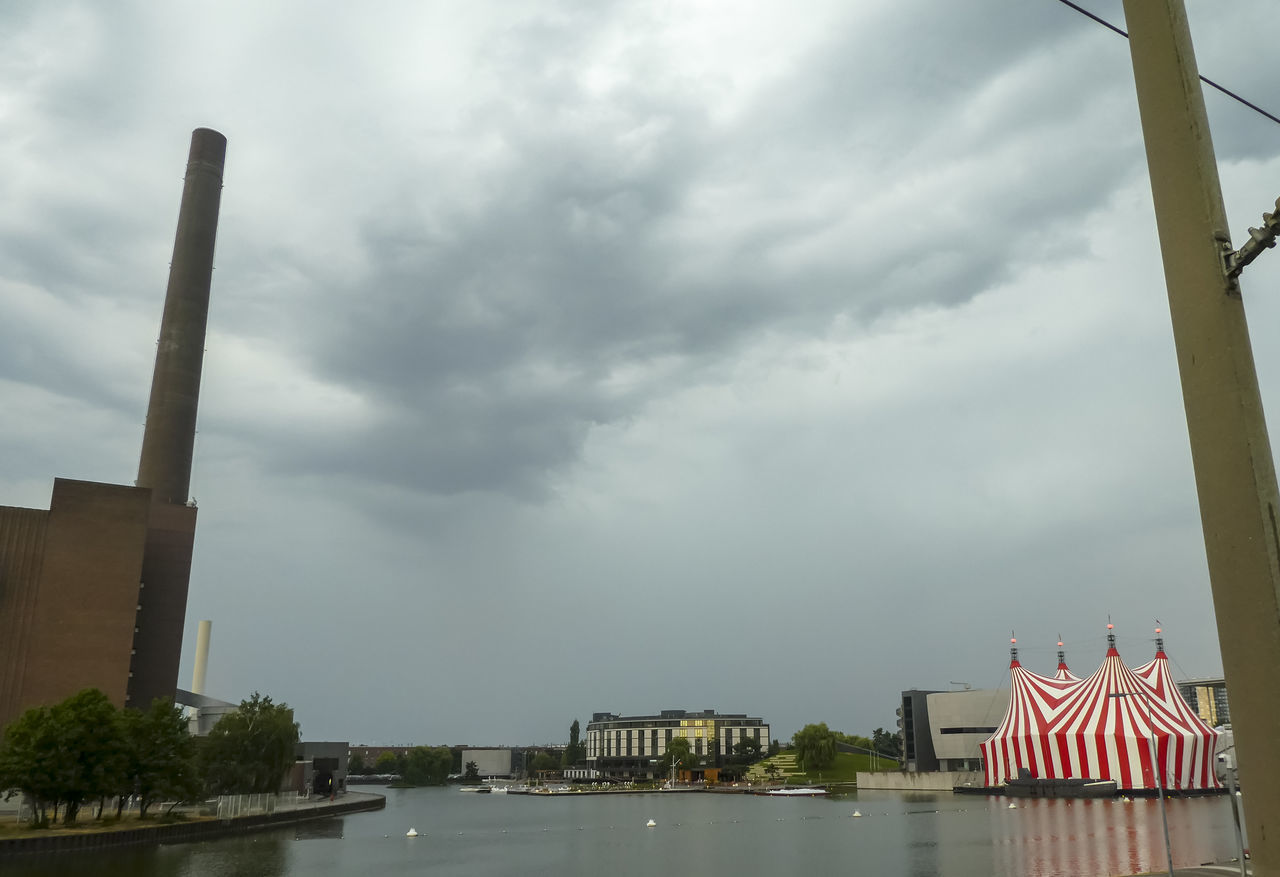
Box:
[6, 786, 1246, 877]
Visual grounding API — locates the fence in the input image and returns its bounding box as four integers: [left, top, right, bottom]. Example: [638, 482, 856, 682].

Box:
[215, 793, 278, 818]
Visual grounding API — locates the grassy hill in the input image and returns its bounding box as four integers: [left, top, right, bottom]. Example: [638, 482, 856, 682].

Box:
[744, 750, 899, 786]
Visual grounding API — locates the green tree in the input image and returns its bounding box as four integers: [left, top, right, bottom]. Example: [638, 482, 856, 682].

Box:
[122, 699, 199, 819]
[401, 746, 452, 786]
[463, 760, 480, 783]
[201, 692, 300, 795]
[0, 689, 126, 825]
[658, 736, 692, 776]
[872, 727, 902, 760]
[768, 738, 781, 756]
[0, 705, 63, 826]
[348, 753, 367, 775]
[374, 750, 400, 775]
[528, 752, 559, 774]
[732, 736, 762, 761]
[562, 719, 585, 766]
[792, 723, 837, 772]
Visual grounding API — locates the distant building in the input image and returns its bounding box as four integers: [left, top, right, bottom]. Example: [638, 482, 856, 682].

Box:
[586, 708, 769, 780]
[1177, 677, 1231, 726]
[461, 748, 514, 778]
[288, 741, 348, 795]
[897, 688, 1008, 772]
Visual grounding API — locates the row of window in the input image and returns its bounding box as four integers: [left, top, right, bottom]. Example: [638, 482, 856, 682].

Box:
[587, 726, 765, 759]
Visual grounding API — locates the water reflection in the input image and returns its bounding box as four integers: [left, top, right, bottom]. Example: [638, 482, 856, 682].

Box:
[989, 796, 1237, 877]
[1, 789, 1242, 877]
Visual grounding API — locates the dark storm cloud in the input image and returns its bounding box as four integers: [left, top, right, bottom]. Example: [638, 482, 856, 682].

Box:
[231, 0, 1159, 502]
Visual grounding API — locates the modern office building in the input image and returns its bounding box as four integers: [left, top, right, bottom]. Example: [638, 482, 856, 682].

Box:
[1177, 677, 1231, 727]
[0, 129, 225, 728]
[897, 688, 1009, 772]
[586, 708, 769, 780]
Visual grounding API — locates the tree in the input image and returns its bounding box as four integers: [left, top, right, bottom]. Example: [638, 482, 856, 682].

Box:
[201, 692, 299, 795]
[528, 752, 559, 774]
[374, 750, 401, 775]
[401, 746, 451, 786]
[348, 753, 367, 775]
[872, 727, 902, 760]
[768, 738, 781, 756]
[0, 689, 126, 825]
[658, 736, 692, 776]
[562, 719, 585, 767]
[463, 760, 480, 783]
[122, 699, 199, 819]
[0, 705, 64, 827]
[792, 723, 837, 772]
[733, 736, 762, 761]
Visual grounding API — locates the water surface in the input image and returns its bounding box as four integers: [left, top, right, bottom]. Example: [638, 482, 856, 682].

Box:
[7, 786, 1244, 877]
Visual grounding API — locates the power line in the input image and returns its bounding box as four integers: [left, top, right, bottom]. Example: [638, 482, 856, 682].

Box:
[1053, 0, 1280, 127]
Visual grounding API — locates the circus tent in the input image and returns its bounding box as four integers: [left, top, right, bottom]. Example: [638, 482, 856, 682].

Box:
[979, 629, 1221, 792]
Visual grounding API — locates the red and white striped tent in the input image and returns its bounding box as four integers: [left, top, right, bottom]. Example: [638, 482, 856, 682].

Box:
[980, 631, 1220, 792]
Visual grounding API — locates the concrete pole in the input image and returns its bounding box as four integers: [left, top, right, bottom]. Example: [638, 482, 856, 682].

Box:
[1123, 3, 1280, 873]
[137, 128, 226, 504]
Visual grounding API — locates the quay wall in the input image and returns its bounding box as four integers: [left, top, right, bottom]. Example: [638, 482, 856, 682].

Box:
[0, 792, 384, 859]
[856, 770, 983, 791]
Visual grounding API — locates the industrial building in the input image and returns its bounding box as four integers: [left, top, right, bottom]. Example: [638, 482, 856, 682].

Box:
[0, 129, 225, 728]
[586, 708, 769, 780]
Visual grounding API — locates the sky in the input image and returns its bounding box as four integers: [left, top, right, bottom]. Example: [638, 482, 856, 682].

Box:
[2, 0, 1278, 747]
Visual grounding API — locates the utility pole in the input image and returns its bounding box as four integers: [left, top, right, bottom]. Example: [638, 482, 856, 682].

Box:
[1124, 2, 1280, 873]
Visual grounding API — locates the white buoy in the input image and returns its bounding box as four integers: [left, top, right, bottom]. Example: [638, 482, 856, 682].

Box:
[1007, 802, 1018, 809]
[406, 828, 419, 837]
[646, 819, 656, 828]
[852, 810, 862, 818]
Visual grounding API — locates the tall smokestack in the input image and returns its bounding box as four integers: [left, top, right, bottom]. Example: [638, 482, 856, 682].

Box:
[190, 619, 212, 695]
[137, 128, 226, 504]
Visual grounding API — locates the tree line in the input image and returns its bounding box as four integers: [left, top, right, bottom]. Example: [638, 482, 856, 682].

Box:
[0, 688, 299, 827]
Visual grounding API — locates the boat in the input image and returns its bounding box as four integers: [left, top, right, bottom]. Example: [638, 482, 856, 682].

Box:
[761, 787, 827, 797]
[459, 785, 492, 793]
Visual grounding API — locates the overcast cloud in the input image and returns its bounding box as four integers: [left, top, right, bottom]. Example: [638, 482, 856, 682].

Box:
[2, 0, 1278, 745]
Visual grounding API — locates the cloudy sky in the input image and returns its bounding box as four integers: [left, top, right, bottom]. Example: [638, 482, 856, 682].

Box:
[2, 0, 1278, 746]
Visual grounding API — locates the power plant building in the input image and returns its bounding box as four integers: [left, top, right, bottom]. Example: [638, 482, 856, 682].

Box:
[0, 129, 226, 728]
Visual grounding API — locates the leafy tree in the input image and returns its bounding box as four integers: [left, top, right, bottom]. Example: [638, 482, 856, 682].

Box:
[401, 746, 452, 786]
[768, 739, 781, 756]
[374, 750, 401, 774]
[658, 736, 693, 775]
[463, 760, 480, 783]
[122, 698, 199, 819]
[201, 692, 300, 795]
[348, 753, 367, 775]
[764, 762, 781, 781]
[792, 723, 837, 772]
[0, 689, 126, 825]
[0, 704, 63, 826]
[733, 736, 762, 761]
[529, 752, 559, 774]
[872, 727, 902, 760]
[562, 719, 585, 766]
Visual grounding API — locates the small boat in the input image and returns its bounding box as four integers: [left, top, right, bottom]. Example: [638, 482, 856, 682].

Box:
[646, 819, 656, 828]
[459, 785, 491, 793]
[762, 788, 827, 797]
[406, 828, 419, 837]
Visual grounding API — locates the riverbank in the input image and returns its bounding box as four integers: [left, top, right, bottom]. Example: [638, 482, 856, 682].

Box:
[0, 790, 384, 858]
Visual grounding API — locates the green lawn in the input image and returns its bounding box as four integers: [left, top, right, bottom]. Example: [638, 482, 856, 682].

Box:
[746, 751, 900, 786]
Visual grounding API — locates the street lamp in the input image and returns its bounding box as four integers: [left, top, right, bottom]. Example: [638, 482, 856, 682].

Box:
[1110, 690, 1173, 877]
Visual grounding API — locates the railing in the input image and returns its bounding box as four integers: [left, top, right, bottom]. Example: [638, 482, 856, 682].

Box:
[216, 794, 278, 818]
